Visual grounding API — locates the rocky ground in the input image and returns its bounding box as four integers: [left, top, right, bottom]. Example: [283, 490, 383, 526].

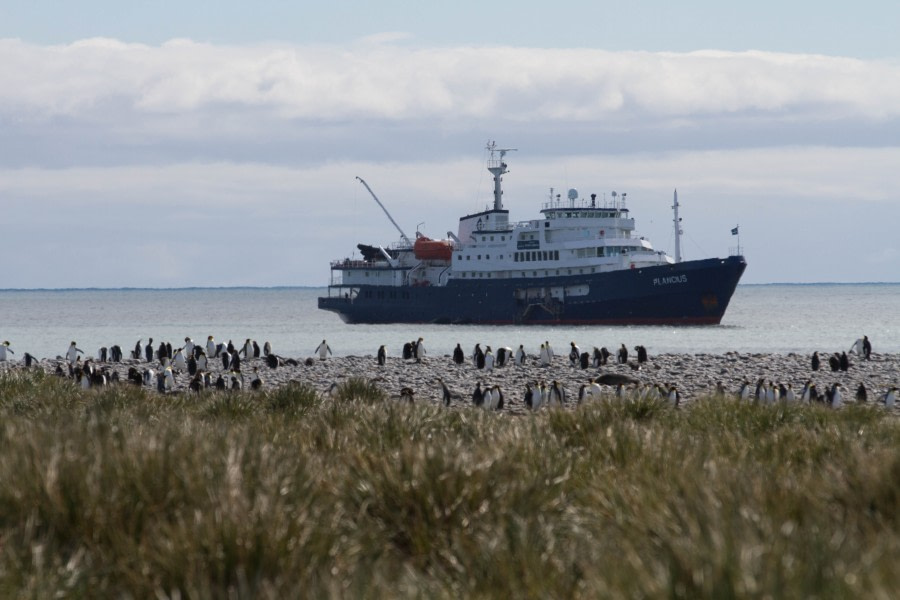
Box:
[2, 348, 897, 415]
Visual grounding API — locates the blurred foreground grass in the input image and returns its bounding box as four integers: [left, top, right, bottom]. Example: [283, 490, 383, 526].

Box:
[0, 370, 897, 598]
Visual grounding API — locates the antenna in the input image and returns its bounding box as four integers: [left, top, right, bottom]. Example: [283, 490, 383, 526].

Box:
[485, 141, 517, 211]
[672, 189, 683, 263]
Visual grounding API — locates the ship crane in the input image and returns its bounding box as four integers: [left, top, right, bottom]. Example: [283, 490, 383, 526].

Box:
[356, 176, 412, 246]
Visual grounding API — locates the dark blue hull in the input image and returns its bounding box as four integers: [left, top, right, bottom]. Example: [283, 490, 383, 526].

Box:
[319, 255, 746, 325]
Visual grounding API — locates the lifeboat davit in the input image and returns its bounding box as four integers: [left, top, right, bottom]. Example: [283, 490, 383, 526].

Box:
[413, 236, 453, 261]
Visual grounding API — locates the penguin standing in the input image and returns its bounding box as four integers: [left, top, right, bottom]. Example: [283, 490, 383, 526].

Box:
[453, 343, 465, 365]
[483, 348, 494, 372]
[828, 353, 840, 372]
[473, 344, 485, 369]
[856, 383, 867, 403]
[183, 337, 195, 359]
[636, 345, 648, 363]
[197, 350, 208, 372]
[23, 352, 39, 368]
[539, 344, 551, 367]
[862, 336, 872, 360]
[524, 383, 536, 410]
[263, 341, 272, 356]
[414, 337, 426, 363]
[472, 382, 484, 407]
[811, 351, 820, 371]
[569, 342, 580, 367]
[782, 383, 795, 402]
[172, 348, 187, 372]
[579, 352, 590, 369]
[497, 347, 512, 367]
[487, 385, 504, 410]
[0, 341, 14, 361]
[241, 339, 253, 358]
[133, 339, 142, 360]
[548, 380, 565, 406]
[164, 366, 175, 392]
[315, 339, 332, 360]
[754, 379, 767, 403]
[377, 345, 386, 366]
[252, 341, 261, 358]
[66, 341, 83, 364]
[828, 383, 843, 409]
[515, 345, 526, 367]
[617, 344, 628, 364]
[437, 377, 454, 406]
[839, 352, 850, 372]
[667, 385, 680, 408]
[206, 336, 218, 358]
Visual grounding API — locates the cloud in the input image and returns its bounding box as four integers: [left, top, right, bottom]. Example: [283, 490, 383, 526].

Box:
[3, 38, 900, 123]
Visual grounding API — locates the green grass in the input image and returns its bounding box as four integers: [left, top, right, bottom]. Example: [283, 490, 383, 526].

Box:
[0, 370, 897, 598]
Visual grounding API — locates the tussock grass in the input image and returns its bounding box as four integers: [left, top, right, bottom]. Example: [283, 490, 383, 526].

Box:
[0, 370, 897, 597]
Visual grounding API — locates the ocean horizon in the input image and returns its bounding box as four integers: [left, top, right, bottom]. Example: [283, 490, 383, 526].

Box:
[1, 283, 898, 360]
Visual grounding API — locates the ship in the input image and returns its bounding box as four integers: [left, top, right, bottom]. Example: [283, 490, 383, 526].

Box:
[318, 143, 746, 325]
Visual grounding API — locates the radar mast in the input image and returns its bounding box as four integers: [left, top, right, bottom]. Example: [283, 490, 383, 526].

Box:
[486, 141, 516, 210]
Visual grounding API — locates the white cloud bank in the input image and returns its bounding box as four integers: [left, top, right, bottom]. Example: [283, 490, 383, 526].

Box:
[1, 38, 898, 286]
[2, 38, 900, 122]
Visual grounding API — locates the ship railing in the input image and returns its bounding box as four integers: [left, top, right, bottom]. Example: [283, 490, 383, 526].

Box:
[507, 219, 634, 234]
[330, 258, 398, 269]
[541, 198, 629, 211]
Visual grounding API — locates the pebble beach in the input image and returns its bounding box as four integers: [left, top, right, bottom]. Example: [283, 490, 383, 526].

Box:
[2, 346, 897, 414]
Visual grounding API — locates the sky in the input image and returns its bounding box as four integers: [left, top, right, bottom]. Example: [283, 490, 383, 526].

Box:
[1, 1, 899, 287]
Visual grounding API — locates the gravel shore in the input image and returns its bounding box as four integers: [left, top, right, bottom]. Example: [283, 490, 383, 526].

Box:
[3, 348, 897, 414]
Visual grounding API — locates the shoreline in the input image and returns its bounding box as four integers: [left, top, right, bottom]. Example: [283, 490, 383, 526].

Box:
[2, 351, 897, 414]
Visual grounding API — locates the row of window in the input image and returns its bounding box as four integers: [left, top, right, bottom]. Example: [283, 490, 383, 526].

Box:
[458, 267, 596, 278]
[455, 246, 642, 263]
[515, 250, 560, 262]
[361, 290, 411, 299]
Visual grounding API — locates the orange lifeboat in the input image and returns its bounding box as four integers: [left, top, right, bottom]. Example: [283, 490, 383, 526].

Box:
[413, 236, 453, 261]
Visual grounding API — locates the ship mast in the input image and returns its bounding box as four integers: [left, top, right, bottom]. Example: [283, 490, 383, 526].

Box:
[672, 189, 683, 263]
[486, 141, 516, 210]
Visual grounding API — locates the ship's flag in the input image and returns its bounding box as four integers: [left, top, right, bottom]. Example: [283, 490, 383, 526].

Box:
[731, 226, 739, 235]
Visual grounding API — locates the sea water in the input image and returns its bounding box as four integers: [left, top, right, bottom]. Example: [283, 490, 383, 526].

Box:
[0, 284, 898, 361]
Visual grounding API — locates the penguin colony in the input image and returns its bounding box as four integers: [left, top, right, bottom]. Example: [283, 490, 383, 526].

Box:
[1, 336, 897, 413]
